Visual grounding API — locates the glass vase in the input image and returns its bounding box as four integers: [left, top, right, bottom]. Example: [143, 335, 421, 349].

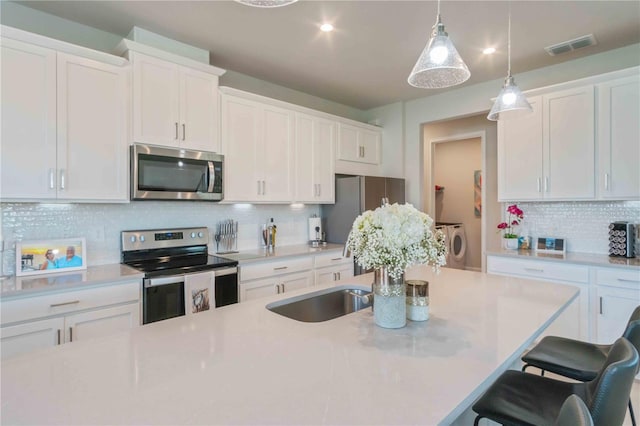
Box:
[373, 267, 406, 328]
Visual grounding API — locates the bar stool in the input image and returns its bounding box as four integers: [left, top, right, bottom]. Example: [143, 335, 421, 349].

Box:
[555, 395, 593, 426]
[472, 337, 638, 426]
[522, 305, 640, 425]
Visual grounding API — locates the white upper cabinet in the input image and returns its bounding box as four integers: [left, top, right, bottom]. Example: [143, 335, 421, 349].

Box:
[1, 38, 57, 200]
[498, 86, 595, 201]
[1, 37, 129, 202]
[131, 52, 220, 152]
[597, 75, 640, 200]
[221, 92, 293, 203]
[544, 86, 595, 200]
[337, 122, 381, 165]
[56, 53, 128, 201]
[498, 96, 543, 200]
[294, 113, 335, 203]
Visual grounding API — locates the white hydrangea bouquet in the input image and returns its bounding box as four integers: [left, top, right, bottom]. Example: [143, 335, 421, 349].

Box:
[346, 203, 447, 279]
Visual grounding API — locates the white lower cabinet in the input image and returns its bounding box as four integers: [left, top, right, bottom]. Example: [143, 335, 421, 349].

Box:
[487, 255, 589, 341]
[593, 267, 640, 344]
[314, 252, 354, 285]
[1, 281, 141, 359]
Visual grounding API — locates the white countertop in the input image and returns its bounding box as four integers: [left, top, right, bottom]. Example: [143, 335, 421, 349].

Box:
[488, 248, 640, 269]
[218, 243, 344, 263]
[0, 267, 578, 425]
[0, 264, 144, 300]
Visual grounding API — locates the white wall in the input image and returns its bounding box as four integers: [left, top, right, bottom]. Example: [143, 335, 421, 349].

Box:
[434, 138, 482, 270]
[0, 202, 320, 276]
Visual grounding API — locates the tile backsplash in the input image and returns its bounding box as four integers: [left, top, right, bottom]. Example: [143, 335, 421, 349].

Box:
[513, 201, 640, 255]
[1, 202, 320, 276]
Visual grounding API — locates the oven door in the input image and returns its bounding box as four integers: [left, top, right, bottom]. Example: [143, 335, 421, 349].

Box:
[143, 276, 185, 324]
[214, 267, 238, 307]
[132, 143, 223, 201]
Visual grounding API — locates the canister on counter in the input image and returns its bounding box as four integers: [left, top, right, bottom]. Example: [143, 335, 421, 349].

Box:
[406, 280, 429, 321]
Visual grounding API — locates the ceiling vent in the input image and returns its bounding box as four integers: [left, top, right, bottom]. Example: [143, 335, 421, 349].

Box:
[545, 34, 598, 56]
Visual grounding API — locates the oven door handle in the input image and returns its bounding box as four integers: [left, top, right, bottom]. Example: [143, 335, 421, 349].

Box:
[214, 267, 237, 277]
[145, 276, 185, 288]
[207, 161, 216, 193]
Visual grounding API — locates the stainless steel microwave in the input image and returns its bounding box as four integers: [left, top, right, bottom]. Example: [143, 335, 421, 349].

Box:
[131, 144, 223, 201]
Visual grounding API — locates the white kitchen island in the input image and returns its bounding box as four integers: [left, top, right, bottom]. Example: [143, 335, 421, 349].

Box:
[1, 267, 578, 425]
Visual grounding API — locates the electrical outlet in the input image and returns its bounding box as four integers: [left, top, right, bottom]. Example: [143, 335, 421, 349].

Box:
[90, 226, 105, 242]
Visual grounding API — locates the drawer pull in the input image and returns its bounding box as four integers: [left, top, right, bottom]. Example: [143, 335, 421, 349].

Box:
[617, 278, 640, 283]
[69, 327, 73, 342]
[57, 329, 61, 345]
[599, 297, 603, 315]
[331, 257, 342, 261]
[273, 266, 288, 271]
[524, 268, 544, 273]
[50, 300, 80, 308]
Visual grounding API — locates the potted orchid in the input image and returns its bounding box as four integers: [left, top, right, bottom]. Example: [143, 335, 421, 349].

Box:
[497, 204, 523, 249]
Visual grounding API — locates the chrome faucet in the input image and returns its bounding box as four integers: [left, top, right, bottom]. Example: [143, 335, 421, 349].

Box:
[342, 230, 352, 258]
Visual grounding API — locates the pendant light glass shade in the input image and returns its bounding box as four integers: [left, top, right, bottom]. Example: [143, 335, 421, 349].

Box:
[235, 0, 298, 7]
[487, 5, 532, 121]
[408, 13, 470, 89]
[487, 76, 532, 120]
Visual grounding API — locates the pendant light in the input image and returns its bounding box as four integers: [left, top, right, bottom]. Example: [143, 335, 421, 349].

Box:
[408, 0, 470, 89]
[235, 0, 298, 7]
[487, 3, 532, 121]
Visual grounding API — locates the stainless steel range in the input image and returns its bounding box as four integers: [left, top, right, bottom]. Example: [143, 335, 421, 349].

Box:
[121, 226, 238, 324]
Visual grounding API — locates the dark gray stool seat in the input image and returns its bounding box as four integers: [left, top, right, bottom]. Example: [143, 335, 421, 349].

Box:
[522, 335, 609, 381]
[473, 338, 639, 426]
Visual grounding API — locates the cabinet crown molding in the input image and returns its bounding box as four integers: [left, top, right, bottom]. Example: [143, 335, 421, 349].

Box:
[0, 25, 128, 67]
[115, 39, 226, 77]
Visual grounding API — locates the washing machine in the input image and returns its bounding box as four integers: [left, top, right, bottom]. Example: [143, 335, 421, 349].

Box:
[437, 223, 467, 269]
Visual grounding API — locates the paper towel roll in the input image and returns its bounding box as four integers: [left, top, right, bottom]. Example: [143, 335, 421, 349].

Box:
[308, 217, 322, 241]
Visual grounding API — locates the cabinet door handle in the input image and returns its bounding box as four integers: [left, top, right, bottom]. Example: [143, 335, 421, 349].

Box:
[524, 268, 544, 273]
[175, 122, 179, 140]
[604, 173, 609, 191]
[361, 146, 365, 157]
[262, 180, 266, 195]
[59, 169, 66, 190]
[69, 327, 73, 342]
[50, 300, 80, 308]
[599, 296, 603, 315]
[281, 283, 285, 293]
[257, 181, 261, 195]
[544, 177, 549, 193]
[332, 273, 336, 281]
[275, 284, 280, 294]
[317, 184, 321, 196]
[57, 329, 61, 345]
[537, 177, 541, 193]
[617, 278, 640, 283]
[274, 266, 288, 271]
[49, 169, 56, 189]
[182, 124, 186, 141]
[337, 272, 341, 280]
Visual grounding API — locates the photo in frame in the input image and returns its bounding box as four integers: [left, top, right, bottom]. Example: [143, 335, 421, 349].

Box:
[535, 237, 566, 255]
[16, 238, 86, 277]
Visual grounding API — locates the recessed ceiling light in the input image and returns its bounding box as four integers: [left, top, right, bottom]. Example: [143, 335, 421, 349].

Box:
[320, 23, 334, 32]
[483, 47, 497, 55]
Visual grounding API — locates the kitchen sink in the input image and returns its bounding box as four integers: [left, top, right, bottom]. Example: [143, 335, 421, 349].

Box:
[266, 285, 372, 322]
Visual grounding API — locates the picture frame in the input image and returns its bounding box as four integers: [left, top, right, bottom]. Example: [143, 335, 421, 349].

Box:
[535, 237, 566, 255]
[16, 238, 87, 277]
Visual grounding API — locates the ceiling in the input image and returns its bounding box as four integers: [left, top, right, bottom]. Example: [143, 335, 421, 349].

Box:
[14, 0, 640, 110]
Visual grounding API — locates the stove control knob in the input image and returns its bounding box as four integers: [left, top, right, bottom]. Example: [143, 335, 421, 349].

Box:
[198, 232, 204, 238]
[190, 232, 196, 238]
[139, 235, 146, 242]
[130, 236, 137, 243]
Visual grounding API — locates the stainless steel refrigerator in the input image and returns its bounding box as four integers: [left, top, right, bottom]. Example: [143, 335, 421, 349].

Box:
[321, 175, 405, 275]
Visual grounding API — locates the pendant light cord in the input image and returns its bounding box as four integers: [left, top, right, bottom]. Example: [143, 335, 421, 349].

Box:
[507, 1, 512, 77]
